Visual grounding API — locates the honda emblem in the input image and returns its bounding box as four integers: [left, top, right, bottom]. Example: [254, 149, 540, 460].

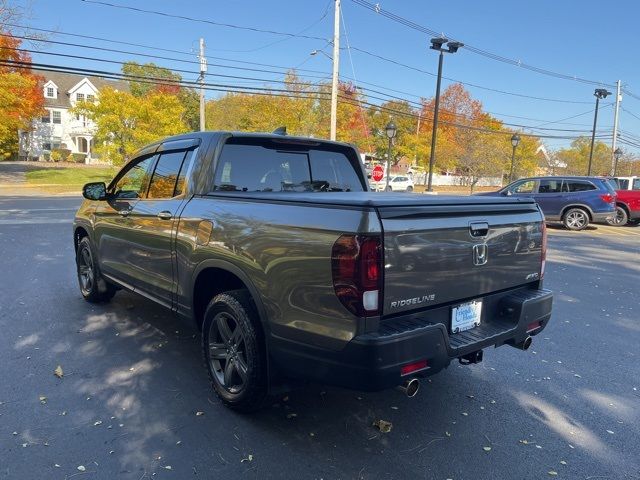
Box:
[472, 244, 488, 266]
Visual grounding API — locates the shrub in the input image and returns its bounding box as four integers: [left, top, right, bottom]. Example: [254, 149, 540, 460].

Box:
[69, 153, 87, 163]
[50, 150, 63, 162]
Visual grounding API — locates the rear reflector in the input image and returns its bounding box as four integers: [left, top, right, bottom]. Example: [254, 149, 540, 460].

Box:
[401, 360, 428, 376]
[527, 321, 542, 333]
[540, 222, 547, 279]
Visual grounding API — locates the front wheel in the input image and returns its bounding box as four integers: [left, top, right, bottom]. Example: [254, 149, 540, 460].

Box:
[562, 208, 589, 231]
[202, 290, 267, 412]
[606, 206, 628, 226]
[386, 186, 392, 192]
[76, 237, 116, 303]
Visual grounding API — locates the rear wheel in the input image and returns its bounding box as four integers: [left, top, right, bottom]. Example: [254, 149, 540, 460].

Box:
[76, 237, 116, 303]
[406, 186, 414, 192]
[386, 186, 392, 192]
[562, 208, 590, 231]
[606, 205, 628, 226]
[202, 290, 267, 412]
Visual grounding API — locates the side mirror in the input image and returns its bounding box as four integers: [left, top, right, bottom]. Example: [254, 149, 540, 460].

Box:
[82, 182, 107, 200]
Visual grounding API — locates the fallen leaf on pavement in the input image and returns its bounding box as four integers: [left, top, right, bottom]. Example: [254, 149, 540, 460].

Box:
[286, 413, 297, 419]
[373, 419, 392, 433]
[483, 446, 491, 452]
[195, 411, 204, 416]
[548, 471, 558, 476]
[560, 460, 567, 465]
[163, 466, 172, 470]
[240, 454, 253, 463]
[54, 366, 64, 378]
[94, 421, 102, 426]
[39, 395, 47, 405]
[77, 466, 86, 472]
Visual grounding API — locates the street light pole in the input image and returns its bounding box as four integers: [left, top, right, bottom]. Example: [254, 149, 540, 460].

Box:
[509, 133, 521, 183]
[426, 38, 463, 192]
[588, 88, 611, 175]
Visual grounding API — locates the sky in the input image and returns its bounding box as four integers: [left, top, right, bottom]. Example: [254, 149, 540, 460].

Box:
[10, 0, 640, 154]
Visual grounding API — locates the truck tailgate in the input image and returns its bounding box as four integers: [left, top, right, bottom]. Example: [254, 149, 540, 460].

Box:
[379, 201, 544, 316]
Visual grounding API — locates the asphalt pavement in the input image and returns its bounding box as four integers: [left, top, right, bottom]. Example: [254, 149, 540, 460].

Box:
[0, 196, 638, 480]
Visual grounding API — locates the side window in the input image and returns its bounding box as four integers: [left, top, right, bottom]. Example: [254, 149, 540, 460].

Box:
[112, 155, 156, 199]
[538, 179, 562, 193]
[616, 178, 628, 190]
[632, 179, 640, 190]
[566, 181, 596, 192]
[147, 149, 190, 199]
[510, 180, 536, 194]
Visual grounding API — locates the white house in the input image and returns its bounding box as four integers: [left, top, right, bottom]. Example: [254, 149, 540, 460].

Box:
[19, 72, 127, 163]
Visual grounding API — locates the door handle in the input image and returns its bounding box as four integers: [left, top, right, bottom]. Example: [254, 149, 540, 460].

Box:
[118, 209, 131, 217]
[157, 211, 173, 220]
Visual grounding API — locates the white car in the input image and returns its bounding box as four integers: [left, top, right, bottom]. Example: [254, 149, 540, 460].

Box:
[384, 175, 414, 192]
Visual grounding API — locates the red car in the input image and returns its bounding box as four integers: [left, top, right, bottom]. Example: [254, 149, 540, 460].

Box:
[608, 176, 640, 226]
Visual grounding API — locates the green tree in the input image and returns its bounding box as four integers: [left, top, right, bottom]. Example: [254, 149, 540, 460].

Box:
[555, 137, 612, 176]
[73, 87, 187, 165]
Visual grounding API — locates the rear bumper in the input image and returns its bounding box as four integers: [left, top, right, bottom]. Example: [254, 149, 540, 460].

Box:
[270, 287, 553, 391]
[592, 211, 614, 223]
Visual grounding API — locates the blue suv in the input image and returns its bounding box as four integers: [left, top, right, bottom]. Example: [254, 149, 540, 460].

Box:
[478, 176, 616, 230]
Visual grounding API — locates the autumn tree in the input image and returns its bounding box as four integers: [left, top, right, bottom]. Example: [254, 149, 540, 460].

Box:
[367, 100, 423, 163]
[73, 87, 187, 165]
[555, 137, 612, 176]
[0, 32, 44, 159]
[122, 61, 200, 131]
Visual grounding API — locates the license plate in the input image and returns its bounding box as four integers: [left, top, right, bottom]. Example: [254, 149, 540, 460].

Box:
[451, 300, 482, 333]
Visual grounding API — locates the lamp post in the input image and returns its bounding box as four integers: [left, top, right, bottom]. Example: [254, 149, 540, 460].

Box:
[613, 147, 623, 176]
[426, 37, 463, 191]
[384, 120, 397, 191]
[588, 88, 611, 175]
[508, 133, 521, 183]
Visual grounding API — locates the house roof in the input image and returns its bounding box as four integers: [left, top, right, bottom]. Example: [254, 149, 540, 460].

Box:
[42, 72, 128, 109]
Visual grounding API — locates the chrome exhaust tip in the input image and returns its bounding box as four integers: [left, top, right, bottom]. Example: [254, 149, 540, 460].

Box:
[397, 378, 420, 397]
[509, 335, 533, 351]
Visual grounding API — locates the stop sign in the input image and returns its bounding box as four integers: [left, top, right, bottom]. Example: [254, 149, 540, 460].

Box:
[372, 165, 384, 182]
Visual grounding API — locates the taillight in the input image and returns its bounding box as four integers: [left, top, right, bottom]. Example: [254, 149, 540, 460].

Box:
[599, 193, 615, 203]
[331, 235, 382, 317]
[540, 222, 547, 279]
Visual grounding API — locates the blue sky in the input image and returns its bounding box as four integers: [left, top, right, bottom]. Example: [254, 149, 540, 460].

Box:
[13, 0, 640, 153]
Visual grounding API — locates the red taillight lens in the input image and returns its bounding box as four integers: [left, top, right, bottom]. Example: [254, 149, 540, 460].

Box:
[599, 193, 615, 203]
[331, 235, 382, 317]
[540, 222, 547, 279]
[401, 360, 428, 376]
[527, 321, 542, 333]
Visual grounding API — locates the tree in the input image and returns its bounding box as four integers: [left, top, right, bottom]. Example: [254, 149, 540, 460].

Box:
[73, 88, 187, 165]
[555, 138, 611, 176]
[122, 61, 200, 131]
[0, 32, 44, 159]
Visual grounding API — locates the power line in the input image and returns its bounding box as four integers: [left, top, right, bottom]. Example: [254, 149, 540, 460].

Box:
[351, 0, 614, 88]
[79, 0, 329, 42]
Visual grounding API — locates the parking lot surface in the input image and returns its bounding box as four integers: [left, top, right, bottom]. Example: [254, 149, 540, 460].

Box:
[1, 196, 638, 479]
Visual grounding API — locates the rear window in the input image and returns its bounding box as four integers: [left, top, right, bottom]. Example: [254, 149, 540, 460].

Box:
[633, 178, 640, 190]
[565, 180, 596, 192]
[603, 179, 618, 194]
[212, 141, 364, 193]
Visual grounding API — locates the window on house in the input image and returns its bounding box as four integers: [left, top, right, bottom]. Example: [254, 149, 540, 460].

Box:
[76, 93, 85, 102]
[43, 143, 52, 151]
[87, 94, 95, 102]
[46, 87, 55, 98]
[41, 112, 51, 123]
[52, 111, 62, 124]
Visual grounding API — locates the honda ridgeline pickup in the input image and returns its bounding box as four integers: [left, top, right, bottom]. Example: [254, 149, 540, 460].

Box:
[74, 131, 553, 412]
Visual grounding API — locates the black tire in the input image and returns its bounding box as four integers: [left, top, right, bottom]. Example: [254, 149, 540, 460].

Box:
[562, 208, 590, 231]
[386, 186, 392, 192]
[202, 290, 267, 413]
[76, 237, 117, 303]
[406, 186, 414, 192]
[606, 205, 628, 226]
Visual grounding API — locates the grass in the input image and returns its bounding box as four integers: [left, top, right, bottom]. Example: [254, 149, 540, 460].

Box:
[25, 166, 117, 186]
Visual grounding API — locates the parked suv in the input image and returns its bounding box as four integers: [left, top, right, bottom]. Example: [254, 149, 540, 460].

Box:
[477, 176, 616, 230]
[607, 176, 640, 226]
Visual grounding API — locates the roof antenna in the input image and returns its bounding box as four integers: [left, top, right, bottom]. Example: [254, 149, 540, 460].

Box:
[272, 126, 287, 135]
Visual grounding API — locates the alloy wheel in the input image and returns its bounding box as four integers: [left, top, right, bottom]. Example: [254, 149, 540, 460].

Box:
[208, 312, 248, 393]
[77, 247, 94, 295]
[566, 211, 587, 229]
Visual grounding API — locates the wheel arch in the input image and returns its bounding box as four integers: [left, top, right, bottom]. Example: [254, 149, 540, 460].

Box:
[616, 201, 630, 215]
[73, 225, 90, 252]
[560, 204, 593, 220]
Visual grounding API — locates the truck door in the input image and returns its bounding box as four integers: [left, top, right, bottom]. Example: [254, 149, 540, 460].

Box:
[125, 141, 198, 308]
[94, 154, 157, 286]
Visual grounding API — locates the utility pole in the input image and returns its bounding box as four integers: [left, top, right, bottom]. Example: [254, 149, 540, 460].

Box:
[330, 0, 340, 141]
[198, 38, 207, 132]
[610, 80, 621, 175]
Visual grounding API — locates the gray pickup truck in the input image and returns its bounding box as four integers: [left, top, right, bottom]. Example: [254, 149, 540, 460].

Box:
[74, 131, 553, 412]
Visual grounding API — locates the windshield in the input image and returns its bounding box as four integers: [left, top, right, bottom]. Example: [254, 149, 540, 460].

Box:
[212, 141, 365, 193]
